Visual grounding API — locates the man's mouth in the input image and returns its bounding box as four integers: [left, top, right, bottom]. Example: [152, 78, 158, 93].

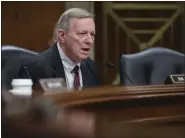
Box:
[81, 48, 90, 52]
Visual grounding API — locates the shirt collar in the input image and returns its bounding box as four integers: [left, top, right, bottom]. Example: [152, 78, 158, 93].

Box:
[57, 42, 80, 72]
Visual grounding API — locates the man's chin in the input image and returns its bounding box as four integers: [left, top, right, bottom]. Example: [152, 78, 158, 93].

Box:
[79, 55, 89, 61]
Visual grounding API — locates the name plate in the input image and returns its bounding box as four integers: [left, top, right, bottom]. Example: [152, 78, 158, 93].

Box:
[39, 78, 67, 93]
[165, 74, 185, 84]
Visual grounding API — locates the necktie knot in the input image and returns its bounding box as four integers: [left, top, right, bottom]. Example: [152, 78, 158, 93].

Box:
[72, 65, 79, 73]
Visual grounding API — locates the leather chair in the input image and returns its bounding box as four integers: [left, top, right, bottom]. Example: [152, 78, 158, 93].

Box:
[1, 45, 38, 89]
[120, 47, 185, 86]
[2, 45, 38, 69]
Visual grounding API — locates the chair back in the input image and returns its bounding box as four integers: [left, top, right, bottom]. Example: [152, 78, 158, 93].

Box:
[120, 47, 185, 85]
[2, 45, 38, 69]
[1, 45, 38, 89]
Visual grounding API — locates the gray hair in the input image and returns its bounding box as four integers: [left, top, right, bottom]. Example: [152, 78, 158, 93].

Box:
[57, 8, 94, 32]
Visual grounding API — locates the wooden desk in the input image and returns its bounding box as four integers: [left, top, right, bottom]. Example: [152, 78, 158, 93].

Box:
[45, 84, 185, 138]
[3, 84, 185, 138]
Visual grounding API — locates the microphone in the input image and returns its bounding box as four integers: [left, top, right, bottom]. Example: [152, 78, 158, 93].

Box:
[106, 62, 116, 68]
[23, 66, 32, 79]
[106, 62, 133, 84]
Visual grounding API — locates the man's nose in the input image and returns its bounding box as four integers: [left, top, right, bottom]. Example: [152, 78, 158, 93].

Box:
[85, 34, 93, 44]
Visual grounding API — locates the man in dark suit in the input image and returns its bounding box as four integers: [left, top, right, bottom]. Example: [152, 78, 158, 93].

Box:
[18, 8, 100, 89]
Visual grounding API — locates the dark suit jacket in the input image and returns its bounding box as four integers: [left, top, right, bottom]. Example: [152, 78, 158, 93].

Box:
[18, 43, 100, 88]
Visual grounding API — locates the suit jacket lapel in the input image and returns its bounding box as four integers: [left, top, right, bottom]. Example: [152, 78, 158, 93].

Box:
[51, 44, 66, 81]
[81, 61, 94, 88]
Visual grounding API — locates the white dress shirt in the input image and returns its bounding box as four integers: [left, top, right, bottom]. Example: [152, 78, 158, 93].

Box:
[57, 42, 83, 89]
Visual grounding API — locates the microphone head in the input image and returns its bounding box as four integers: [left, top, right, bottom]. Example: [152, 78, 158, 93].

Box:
[106, 62, 116, 68]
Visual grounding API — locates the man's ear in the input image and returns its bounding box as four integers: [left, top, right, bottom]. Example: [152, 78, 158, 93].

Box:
[58, 29, 66, 43]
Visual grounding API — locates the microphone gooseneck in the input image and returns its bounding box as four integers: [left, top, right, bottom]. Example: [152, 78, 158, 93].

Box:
[23, 66, 31, 79]
[106, 62, 133, 84]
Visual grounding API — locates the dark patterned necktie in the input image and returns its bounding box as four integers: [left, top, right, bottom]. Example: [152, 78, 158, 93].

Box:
[73, 65, 80, 89]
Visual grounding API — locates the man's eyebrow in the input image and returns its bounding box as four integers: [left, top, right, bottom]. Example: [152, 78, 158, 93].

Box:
[76, 29, 95, 34]
[76, 29, 86, 32]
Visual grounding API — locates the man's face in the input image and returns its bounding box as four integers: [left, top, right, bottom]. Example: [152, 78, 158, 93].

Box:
[59, 18, 95, 63]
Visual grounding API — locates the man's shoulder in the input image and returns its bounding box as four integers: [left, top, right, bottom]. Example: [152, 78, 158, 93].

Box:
[39, 46, 53, 57]
[27, 47, 54, 66]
